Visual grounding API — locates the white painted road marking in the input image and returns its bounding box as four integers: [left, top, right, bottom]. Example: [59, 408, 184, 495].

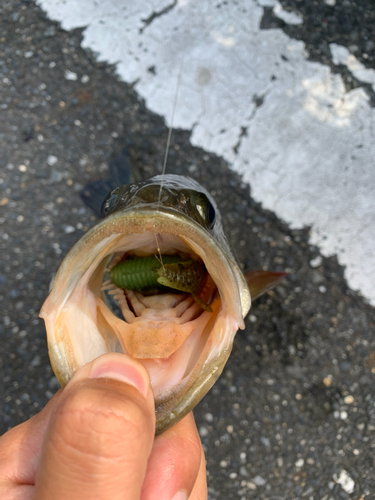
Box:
[37, 0, 375, 305]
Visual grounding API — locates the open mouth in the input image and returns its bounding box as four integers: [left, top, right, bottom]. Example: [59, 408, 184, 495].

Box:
[86, 230, 221, 399]
[41, 187, 248, 433]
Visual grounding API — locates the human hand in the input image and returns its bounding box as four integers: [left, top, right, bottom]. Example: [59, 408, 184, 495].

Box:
[0, 353, 207, 499]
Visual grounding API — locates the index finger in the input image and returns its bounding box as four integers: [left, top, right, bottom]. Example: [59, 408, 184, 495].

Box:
[141, 412, 207, 500]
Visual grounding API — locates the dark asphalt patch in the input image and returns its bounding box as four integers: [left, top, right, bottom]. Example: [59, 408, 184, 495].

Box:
[260, 0, 375, 106]
[1, 1, 375, 498]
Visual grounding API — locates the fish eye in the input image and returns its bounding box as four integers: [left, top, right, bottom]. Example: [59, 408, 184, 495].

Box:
[101, 187, 120, 218]
[206, 200, 216, 229]
[180, 189, 216, 230]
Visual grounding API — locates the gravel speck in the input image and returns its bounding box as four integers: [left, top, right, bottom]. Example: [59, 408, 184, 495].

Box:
[333, 470, 355, 494]
[30, 355, 41, 367]
[47, 155, 58, 166]
[64, 69, 78, 81]
[261, 436, 270, 447]
[63, 225, 75, 234]
[44, 25, 56, 37]
[239, 466, 249, 477]
[253, 475, 266, 486]
[344, 395, 354, 404]
[309, 255, 323, 268]
[323, 375, 333, 387]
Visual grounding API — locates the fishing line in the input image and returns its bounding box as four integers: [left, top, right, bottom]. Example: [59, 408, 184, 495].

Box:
[154, 68, 182, 270]
[157, 70, 182, 207]
[154, 233, 165, 274]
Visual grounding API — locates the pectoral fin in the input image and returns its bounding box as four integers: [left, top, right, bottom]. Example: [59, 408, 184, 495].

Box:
[244, 270, 287, 301]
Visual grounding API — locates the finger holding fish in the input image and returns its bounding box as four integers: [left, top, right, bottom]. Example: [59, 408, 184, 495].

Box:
[0, 355, 206, 500]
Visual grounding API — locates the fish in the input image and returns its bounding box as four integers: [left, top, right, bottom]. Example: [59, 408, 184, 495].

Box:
[40, 153, 285, 434]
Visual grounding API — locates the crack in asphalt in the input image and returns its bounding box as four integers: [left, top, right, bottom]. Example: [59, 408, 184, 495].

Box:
[139, 0, 177, 34]
[233, 93, 266, 155]
[232, 125, 248, 156]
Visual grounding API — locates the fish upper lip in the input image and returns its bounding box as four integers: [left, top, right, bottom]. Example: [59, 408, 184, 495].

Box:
[112, 203, 195, 218]
[108, 202, 213, 233]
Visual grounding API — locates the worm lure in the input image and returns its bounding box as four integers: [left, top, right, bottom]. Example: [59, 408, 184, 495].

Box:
[110, 255, 213, 312]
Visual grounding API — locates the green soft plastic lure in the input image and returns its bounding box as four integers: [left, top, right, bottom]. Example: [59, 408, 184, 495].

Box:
[110, 255, 213, 312]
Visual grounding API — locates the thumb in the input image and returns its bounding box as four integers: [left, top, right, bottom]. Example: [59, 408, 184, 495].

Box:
[34, 353, 155, 500]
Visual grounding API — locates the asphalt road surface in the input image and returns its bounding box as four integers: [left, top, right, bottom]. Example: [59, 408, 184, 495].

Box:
[1, 1, 375, 499]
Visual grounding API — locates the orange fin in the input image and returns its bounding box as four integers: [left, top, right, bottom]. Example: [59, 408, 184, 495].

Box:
[244, 270, 287, 301]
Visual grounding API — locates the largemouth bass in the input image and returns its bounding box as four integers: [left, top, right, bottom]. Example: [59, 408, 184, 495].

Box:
[40, 173, 284, 434]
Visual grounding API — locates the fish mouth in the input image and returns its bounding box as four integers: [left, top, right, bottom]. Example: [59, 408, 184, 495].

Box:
[41, 206, 250, 433]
